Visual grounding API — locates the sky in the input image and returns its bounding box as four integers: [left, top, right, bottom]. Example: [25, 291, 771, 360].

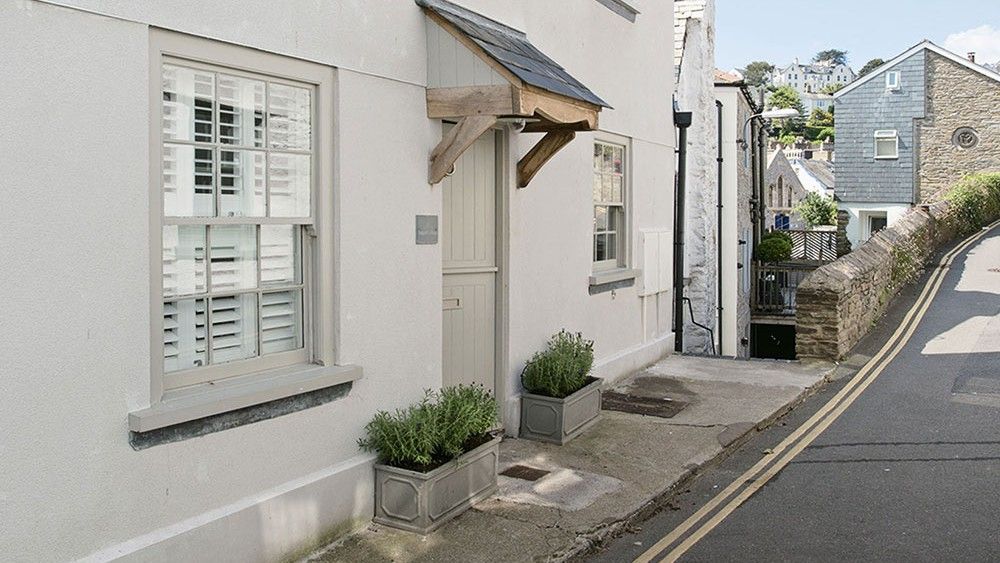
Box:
[716, 0, 1000, 73]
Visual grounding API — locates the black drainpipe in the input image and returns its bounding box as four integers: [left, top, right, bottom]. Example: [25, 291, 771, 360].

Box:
[673, 110, 693, 353]
[716, 100, 724, 356]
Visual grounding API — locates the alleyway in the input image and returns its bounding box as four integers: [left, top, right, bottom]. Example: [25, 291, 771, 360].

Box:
[590, 223, 1000, 561]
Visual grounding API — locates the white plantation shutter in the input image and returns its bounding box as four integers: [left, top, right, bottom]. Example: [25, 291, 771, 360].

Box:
[210, 294, 258, 363]
[160, 59, 312, 389]
[163, 299, 206, 372]
[261, 291, 301, 354]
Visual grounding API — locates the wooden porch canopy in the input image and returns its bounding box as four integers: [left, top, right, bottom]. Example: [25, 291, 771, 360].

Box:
[416, 0, 611, 187]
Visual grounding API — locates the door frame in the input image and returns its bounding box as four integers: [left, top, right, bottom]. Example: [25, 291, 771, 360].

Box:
[494, 126, 511, 430]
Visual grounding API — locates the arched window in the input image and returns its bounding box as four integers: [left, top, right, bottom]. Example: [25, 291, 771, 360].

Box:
[769, 184, 776, 207]
[777, 177, 784, 208]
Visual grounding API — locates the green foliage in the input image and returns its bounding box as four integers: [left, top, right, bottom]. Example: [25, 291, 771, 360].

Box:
[794, 193, 838, 227]
[767, 86, 806, 139]
[777, 133, 798, 147]
[945, 172, 1000, 236]
[757, 232, 792, 262]
[816, 127, 835, 142]
[741, 61, 774, 87]
[807, 108, 834, 127]
[358, 391, 438, 469]
[820, 82, 845, 95]
[521, 330, 594, 398]
[359, 385, 499, 471]
[858, 58, 886, 77]
[435, 385, 499, 458]
[813, 49, 849, 66]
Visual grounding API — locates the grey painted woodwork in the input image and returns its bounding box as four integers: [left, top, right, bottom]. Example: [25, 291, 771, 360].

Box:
[442, 129, 497, 392]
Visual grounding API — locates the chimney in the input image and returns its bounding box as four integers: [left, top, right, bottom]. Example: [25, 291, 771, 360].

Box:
[968, 52, 976, 63]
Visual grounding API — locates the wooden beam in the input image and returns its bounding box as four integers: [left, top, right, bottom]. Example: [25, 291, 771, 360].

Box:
[519, 88, 599, 131]
[429, 115, 498, 184]
[517, 130, 576, 188]
[426, 85, 520, 118]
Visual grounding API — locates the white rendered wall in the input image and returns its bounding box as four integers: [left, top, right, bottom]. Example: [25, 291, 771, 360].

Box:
[716, 88, 740, 357]
[841, 202, 912, 248]
[1, 1, 676, 560]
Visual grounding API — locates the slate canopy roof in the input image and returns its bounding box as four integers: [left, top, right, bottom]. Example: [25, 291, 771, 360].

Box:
[415, 0, 610, 108]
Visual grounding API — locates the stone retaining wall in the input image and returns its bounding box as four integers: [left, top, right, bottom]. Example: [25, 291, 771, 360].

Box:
[796, 201, 958, 359]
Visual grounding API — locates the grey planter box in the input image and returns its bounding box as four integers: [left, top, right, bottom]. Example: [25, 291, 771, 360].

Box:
[373, 434, 501, 534]
[520, 377, 602, 445]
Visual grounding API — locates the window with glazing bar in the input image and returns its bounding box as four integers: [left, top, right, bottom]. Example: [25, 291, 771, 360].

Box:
[592, 141, 626, 270]
[159, 60, 313, 390]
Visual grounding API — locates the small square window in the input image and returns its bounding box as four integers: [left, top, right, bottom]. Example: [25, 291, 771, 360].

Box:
[885, 71, 901, 91]
[874, 130, 899, 159]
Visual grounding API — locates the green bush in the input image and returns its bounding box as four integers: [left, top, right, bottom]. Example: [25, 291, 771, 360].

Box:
[521, 330, 594, 398]
[358, 391, 438, 469]
[757, 233, 792, 262]
[435, 385, 498, 459]
[358, 385, 499, 471]
[945, 172, 1000, 236]
[794, 193, 837, 227]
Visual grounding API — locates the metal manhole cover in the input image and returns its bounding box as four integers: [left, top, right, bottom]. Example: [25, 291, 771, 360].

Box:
[500, 465, 550, 481]
[601, 392, 687, 418]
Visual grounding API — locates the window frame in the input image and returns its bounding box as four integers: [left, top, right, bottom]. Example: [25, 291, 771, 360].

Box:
[147, 30, 339, 407]
[592, 137, 630, 273]
[885, 71, 901, 91]
[874, 129, 899, 160]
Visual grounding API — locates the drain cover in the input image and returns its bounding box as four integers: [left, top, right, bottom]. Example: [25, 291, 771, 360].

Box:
[602, 392, 687, 418]
[500, 465, 550, 481]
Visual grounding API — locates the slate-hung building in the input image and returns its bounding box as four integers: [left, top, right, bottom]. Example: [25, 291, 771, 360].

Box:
[834, 41, 1000, 248]
[0, 0, 675, 560]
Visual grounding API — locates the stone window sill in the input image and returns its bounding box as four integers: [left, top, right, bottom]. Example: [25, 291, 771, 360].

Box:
[589, 268, 639, 294]
[129, 363, 363, 433]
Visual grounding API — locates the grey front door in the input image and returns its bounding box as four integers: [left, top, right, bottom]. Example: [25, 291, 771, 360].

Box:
[441, 129, 497, 392]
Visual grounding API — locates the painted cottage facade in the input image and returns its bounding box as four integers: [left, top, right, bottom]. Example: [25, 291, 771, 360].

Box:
[0, 1, 677, 560]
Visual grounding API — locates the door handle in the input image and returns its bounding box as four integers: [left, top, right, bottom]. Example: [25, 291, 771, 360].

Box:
[443, 297, 462, 310]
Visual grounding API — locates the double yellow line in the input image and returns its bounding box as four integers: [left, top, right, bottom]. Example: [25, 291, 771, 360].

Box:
[635, 220, 1000, 563]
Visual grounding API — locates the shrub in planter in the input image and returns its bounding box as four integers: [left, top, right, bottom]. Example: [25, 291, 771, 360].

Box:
[359, 385, 500, 534]
[757, 233, 792, 263]
[520, 331, 602, 445]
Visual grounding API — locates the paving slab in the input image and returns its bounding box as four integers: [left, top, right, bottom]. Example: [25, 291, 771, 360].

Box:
[305, 355, 834, 563]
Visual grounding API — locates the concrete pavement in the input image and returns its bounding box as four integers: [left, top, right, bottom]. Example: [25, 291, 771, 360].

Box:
[589, 224, 1000, 562]
[305, 356, 834, 563]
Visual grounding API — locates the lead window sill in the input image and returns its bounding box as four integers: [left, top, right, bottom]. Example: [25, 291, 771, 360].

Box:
[129, 363, 363, 433]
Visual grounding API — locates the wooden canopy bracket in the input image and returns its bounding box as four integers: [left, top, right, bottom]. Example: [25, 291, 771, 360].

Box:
[517, 130, 576, 188]
[429, 115, 498, 184]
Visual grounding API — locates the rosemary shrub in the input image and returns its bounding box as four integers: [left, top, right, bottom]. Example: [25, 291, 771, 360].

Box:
[520, 330, 594, 398]
[358, 385, 498, 471]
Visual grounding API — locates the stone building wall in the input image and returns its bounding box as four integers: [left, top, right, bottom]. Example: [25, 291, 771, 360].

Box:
[917, 52, 1000, 202]
[675, 0, 718, 354]
[796, 201, 957, 359]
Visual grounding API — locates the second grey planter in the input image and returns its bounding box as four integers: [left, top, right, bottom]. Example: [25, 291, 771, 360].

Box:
[373, 434, 501, 534]
[520, 377, 602, 445]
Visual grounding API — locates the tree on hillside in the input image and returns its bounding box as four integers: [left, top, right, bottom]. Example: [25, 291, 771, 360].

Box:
[741, 61, 775, 87]
[805, 108, 835, 141]
[767, 86, 806, 140]
[813, 49, 849, 66]
[857, 58, 886, 77]
[820, 82, 845, 95]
